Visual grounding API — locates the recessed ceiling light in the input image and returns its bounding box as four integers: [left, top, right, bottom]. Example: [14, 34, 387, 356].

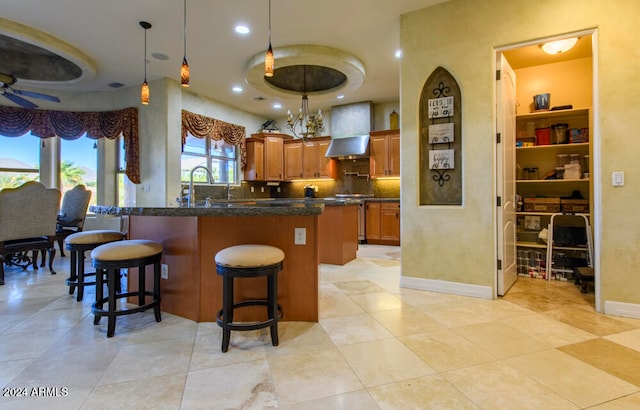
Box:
[336, 94, 345, 99]
[273, 103, 282, 109]
[232, 86, 243, 93]
[235, 25, 250, 35]
[151, 52, 170, 61]
[395, 49, 403, 59]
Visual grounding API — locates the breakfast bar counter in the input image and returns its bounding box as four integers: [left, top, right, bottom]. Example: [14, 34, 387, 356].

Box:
[91, 201, 325, 322]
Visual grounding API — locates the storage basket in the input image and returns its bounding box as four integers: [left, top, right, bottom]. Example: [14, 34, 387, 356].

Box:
[561, 199, 589, 213]
[524, 197, 561, 213]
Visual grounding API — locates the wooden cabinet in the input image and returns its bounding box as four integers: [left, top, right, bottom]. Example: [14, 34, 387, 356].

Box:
[365, 202, 380, 240]
[369, 129, 400, 178]
[366, 200, 400, 245]
[284, 136, 336, 180]
[380, 202, 401, 242]
[244, 139, 264, 181]
[284, 141, 303, 180]
[244, 133, 289, 182]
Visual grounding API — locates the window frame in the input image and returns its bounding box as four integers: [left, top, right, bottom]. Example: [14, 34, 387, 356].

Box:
[180, 133, 239, 185]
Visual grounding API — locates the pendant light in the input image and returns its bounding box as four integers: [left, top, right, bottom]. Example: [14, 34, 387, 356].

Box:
[181, 0, 190, 87]
[139, 21, 151, 105]
[264, 0, 274, 77]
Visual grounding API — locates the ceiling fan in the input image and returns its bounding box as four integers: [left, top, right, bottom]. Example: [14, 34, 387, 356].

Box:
[1, 72, 61, 109]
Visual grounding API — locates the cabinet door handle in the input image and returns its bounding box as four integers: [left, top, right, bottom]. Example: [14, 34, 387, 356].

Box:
[396, 212, 399, 219]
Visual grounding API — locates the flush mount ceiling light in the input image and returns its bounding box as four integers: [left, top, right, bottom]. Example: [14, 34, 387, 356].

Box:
[139, 21, 151, 105]
[264, 0, 274, 77]
[541, 37, 578, 54]
[181, 0, 190, 87]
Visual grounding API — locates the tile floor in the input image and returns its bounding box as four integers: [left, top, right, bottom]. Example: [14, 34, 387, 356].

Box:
[1, 245, 640, 409]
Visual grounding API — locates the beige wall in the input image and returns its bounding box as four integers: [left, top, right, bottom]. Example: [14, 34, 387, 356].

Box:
[515, 57, 592, 116]
[400, 0, 640, 313]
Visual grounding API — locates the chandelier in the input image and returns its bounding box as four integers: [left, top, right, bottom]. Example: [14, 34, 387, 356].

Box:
[286, 67, 324, 139]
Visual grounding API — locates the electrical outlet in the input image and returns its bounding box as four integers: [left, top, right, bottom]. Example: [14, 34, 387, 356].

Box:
[294, 228, 306, 245]
[161, 264, 169, 279]
[261, 187, 265, 193]
[251, 186, 255, 192]
[277, 187, 281, 193]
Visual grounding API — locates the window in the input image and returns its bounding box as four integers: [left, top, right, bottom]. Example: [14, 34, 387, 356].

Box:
[117, 135, 135, 207]
[0, 132, 40, 189]
[60, 135, 97, 206]
[181, 133, 238, 184]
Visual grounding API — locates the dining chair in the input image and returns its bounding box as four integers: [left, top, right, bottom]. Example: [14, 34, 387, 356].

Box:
[53, 185, 92, 257]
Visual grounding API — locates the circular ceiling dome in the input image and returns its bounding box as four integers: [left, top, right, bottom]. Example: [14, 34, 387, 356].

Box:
[0, 34, 82, 82]
[265, 64, 347, 94]
[0, 17, 96, 85]
[246, 45, 365, 98]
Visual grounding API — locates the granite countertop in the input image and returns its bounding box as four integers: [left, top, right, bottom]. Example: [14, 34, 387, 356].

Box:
[89, 198, 362, 217]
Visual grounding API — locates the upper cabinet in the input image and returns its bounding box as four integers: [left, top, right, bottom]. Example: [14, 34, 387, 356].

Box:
[369, 129, 400, 178]
[244, 133, 289, 182]
[284, 136, 336, 181]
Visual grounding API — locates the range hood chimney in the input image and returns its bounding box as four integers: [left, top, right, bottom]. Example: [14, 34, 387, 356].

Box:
[326, 101, 373, 159]
[325, 135, 370, 159]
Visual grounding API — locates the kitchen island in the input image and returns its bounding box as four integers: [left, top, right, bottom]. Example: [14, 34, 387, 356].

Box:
[91, 199, 356, 323]
[92, 201, 323, 322]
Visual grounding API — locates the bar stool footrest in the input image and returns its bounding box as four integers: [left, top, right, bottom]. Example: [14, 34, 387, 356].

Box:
[216, 300, 282, 331]
[92, 291, 160, 318]
[66, 271, 97, 287]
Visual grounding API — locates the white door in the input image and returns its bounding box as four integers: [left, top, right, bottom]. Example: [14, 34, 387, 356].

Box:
[496, 54, 517, 296]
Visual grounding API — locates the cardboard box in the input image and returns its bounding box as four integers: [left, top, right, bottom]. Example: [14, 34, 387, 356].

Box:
[524, 197, 561, 213]
[561, 199, 589, 213]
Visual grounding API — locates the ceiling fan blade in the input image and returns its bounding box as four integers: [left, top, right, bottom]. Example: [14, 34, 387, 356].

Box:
[3, 92, 39, 109]
[13, 89, 61, 102]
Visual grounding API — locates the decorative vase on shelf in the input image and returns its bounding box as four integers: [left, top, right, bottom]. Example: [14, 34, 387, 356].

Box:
[390, 110, 399, 129]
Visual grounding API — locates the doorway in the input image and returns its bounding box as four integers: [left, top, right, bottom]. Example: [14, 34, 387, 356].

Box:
[495, 30, 599, 309]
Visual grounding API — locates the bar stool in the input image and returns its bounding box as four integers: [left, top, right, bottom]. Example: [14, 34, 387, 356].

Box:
[65, 230, 125, 301]
[91, 239, 163, 338]
[215, 244, 284, 352]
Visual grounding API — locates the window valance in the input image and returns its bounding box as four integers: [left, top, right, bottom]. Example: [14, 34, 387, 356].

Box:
[0, 106, 140, 183]
[181, 110, 246, 170]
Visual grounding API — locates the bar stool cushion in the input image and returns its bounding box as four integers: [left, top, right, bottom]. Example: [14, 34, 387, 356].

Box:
[215, 244, 284, 268]
[66, 230, 124, 246]
[91, 239, 163, 261]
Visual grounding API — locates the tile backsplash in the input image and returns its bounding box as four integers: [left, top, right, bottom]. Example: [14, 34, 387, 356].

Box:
[191, 157, 399, 201]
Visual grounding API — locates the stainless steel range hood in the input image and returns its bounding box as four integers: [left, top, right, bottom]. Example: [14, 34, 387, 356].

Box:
[325, 135, 370, 159]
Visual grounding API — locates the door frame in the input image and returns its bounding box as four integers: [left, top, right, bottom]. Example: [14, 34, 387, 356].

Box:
[494, 29, 601, 310]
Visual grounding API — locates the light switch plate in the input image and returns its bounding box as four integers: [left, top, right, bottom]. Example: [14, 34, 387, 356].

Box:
[612, 171, 625, 187]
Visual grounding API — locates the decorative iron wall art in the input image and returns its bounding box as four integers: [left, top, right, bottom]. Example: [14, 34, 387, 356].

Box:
[419, 67, 462, 205]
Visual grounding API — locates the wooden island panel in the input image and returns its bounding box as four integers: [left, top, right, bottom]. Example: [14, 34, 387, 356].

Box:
[129, 214, 319, 323]
[318, 204, 358, 265]
[129, 216, 200, 321]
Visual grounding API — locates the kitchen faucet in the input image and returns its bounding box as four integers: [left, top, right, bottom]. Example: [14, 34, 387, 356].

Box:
[188, 165, 214, 208]
[226, 181, 233, 201]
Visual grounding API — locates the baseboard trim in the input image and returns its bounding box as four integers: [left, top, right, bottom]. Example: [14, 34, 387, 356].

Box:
[604, 301, 640, 319]
[400, 275, 493, 300]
